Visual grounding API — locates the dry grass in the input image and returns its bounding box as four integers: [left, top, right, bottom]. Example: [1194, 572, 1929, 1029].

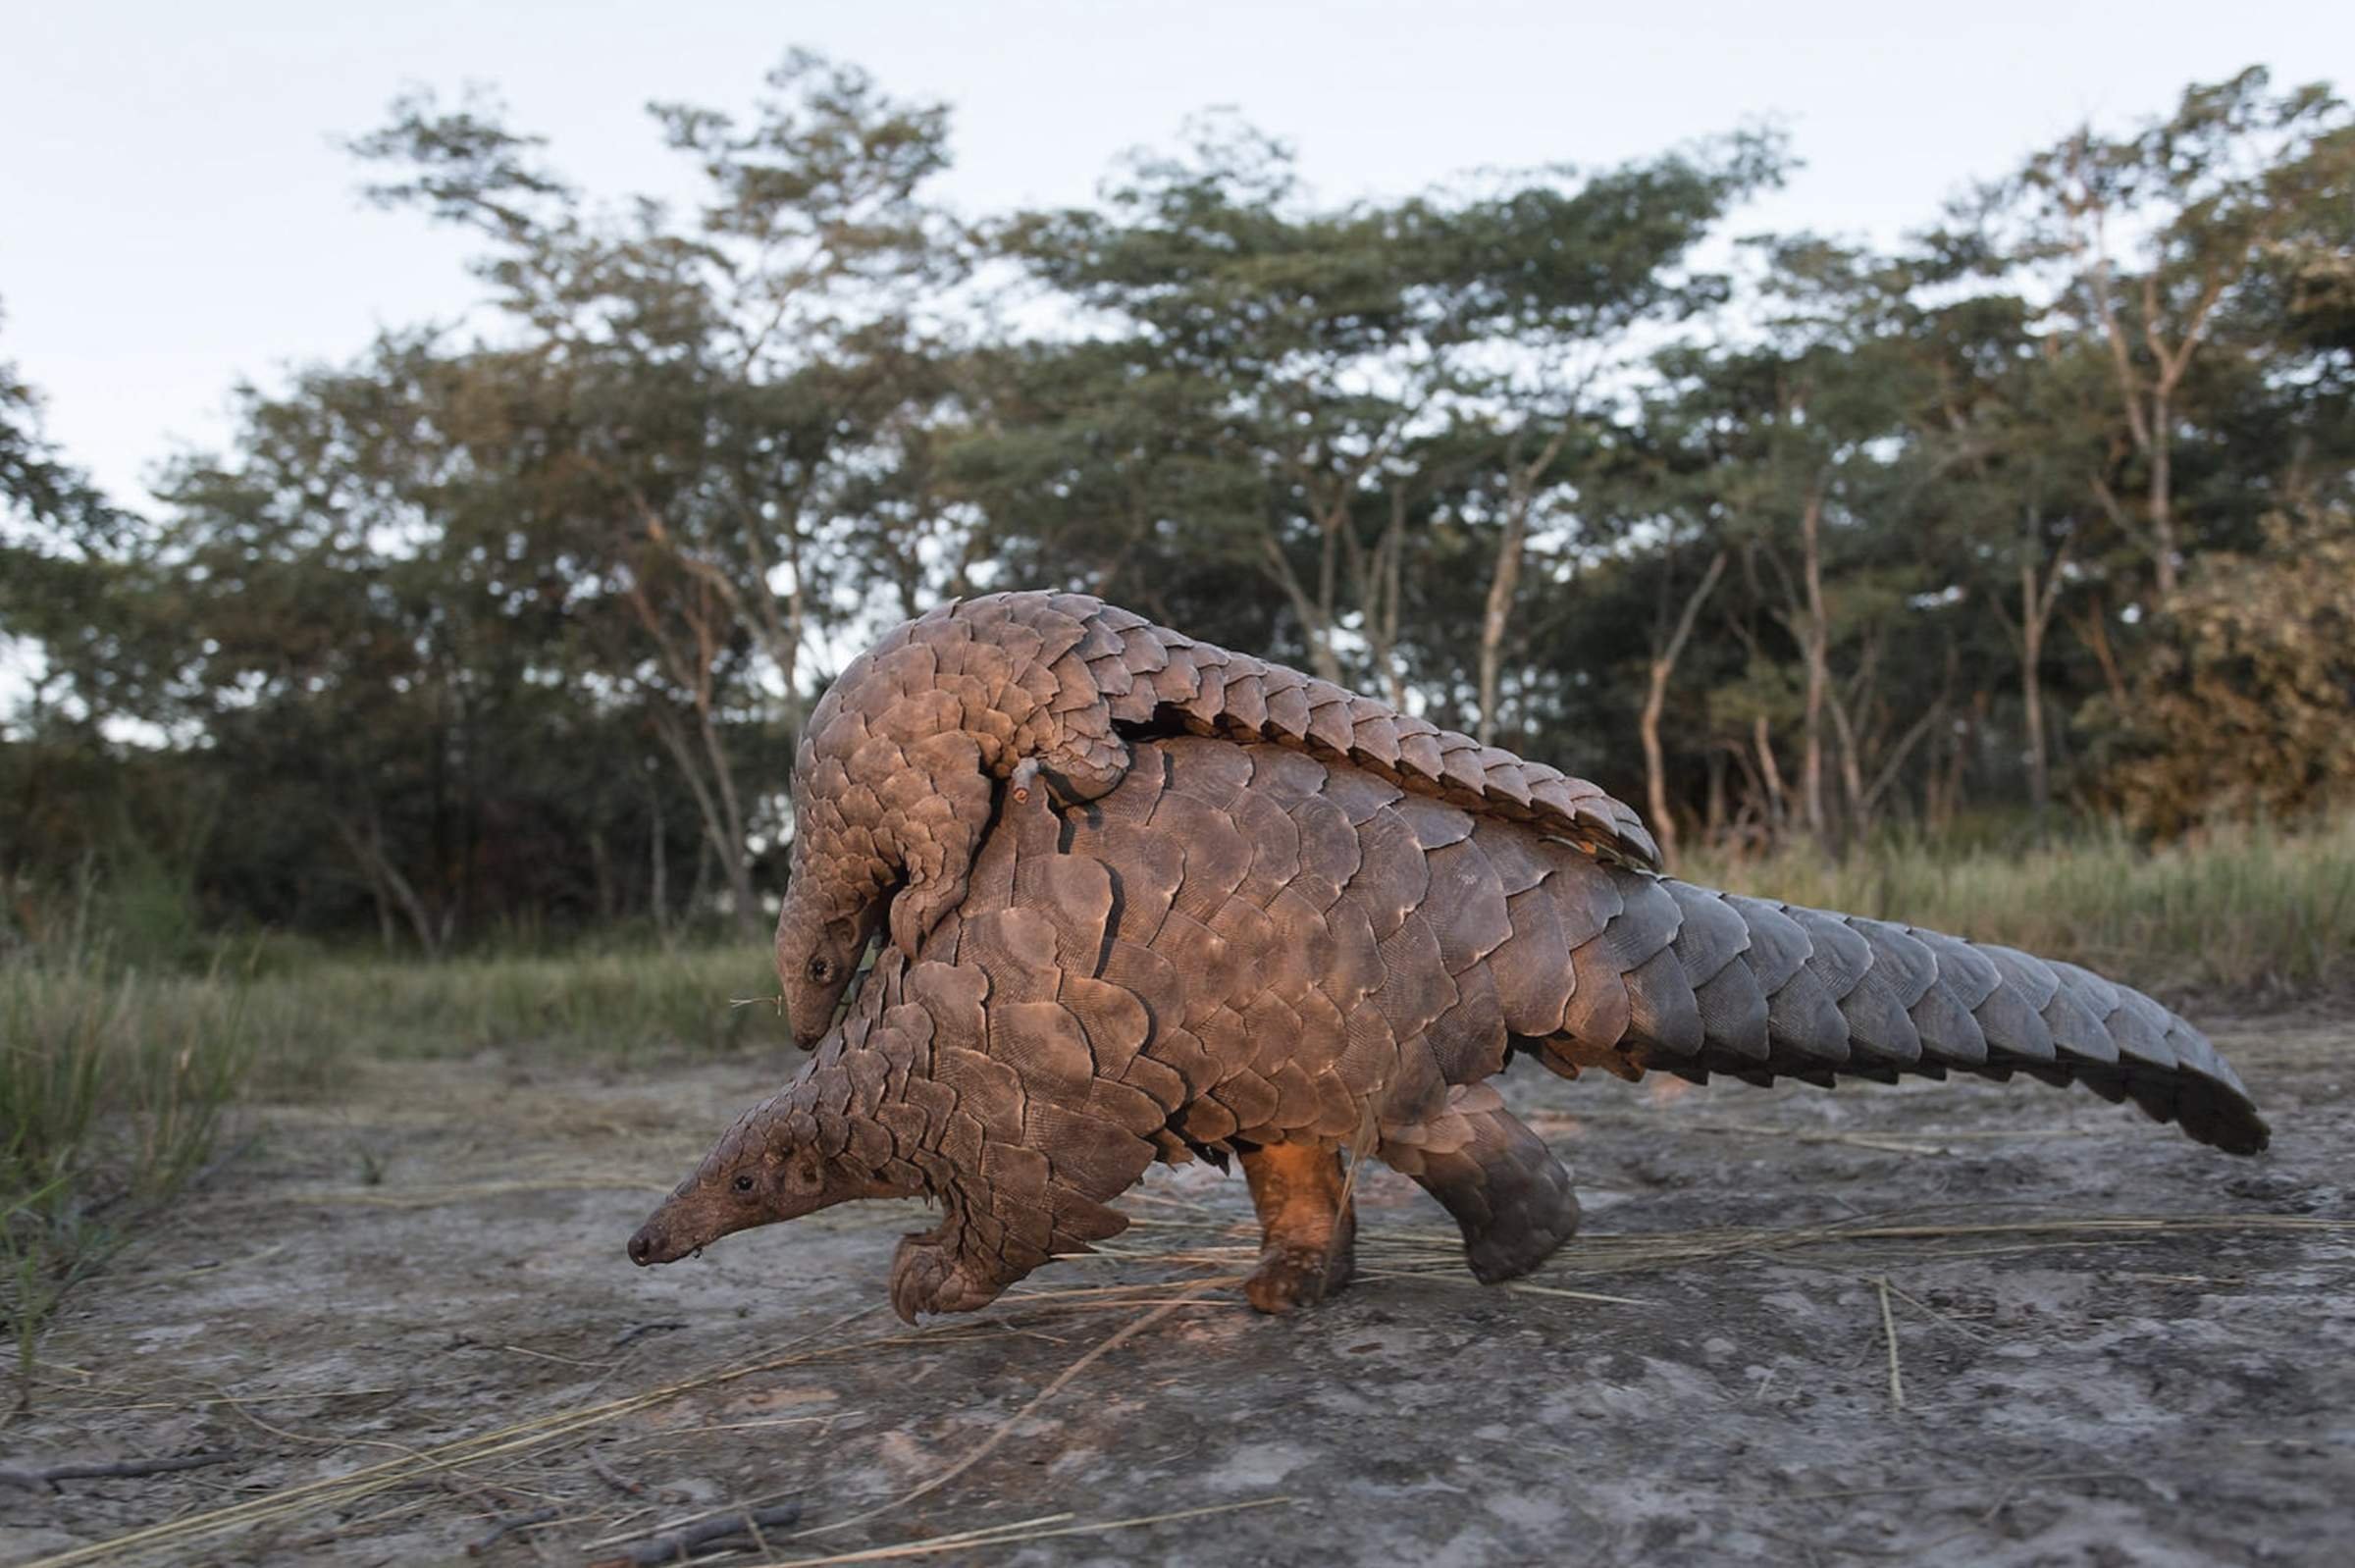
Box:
[20, 1204, 2354, 1568]
[2, 938, 775, 1373]
[1, 956, 250, 1374]
[226, 942, 786, 1090]
[1682, 814, 2355, 995]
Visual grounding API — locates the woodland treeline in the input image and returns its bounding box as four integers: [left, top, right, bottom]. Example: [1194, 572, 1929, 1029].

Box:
[3, 57, 2351, 952]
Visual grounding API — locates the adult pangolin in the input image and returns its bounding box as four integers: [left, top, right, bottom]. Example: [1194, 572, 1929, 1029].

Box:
[769, 592, 1658, 1049]
[632, 734, 2269, 1321]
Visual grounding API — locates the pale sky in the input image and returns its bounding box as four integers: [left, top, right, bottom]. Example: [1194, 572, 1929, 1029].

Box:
[4, 0, 2347, 507]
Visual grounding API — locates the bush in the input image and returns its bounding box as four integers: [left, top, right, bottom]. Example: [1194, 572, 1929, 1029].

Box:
[2080, 505, 2355, 835]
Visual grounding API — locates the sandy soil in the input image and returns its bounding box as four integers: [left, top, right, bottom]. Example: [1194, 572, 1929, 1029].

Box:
[2, 1011, 2350, 1568]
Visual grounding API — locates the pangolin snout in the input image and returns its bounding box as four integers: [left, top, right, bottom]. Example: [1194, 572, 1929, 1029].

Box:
[627, 1222, 669, 1267]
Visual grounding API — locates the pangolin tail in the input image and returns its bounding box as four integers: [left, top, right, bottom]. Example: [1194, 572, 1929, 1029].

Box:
[1531, 874, 2268, 1156]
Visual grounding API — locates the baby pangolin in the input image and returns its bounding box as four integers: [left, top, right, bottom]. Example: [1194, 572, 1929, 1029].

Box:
[769, 591, 1658, 1051]
[632, 736, 2267, 1321]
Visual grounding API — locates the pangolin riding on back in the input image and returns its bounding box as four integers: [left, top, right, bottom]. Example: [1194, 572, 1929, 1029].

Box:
[772, 592, 1658, 1045]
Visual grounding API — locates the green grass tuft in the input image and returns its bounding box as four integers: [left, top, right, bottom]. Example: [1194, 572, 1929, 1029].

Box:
[2, 956, 253, 1378]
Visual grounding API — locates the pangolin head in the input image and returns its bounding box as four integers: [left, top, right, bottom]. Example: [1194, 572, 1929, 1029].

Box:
[625, 1100, 838, 1267]
[773, 855, 883, 1051]
[628, 998, 927, 1270]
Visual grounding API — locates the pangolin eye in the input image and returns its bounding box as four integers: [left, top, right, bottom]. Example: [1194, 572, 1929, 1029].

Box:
[732, 1174, 757, 1193]
[808, 957, 833, 983]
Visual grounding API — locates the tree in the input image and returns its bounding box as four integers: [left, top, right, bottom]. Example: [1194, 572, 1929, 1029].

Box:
[980, 116, 1782, 726]
[1997, 69, 2355, 601]
[1636, 545, 1728, 865]
[1893, 281, 2106, 836]
[17, 65, 2355, 952]
[348, 52, 966, 935]
[0, 302, 150, 733]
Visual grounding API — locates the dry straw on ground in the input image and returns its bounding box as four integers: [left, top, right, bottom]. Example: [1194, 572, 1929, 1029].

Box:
[18, 1204, 2353, 1568]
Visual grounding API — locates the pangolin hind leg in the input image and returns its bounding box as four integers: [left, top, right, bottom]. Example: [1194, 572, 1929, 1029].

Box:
[1387, 1086, 1580, 1284]
[1236, 1140, 1358, 1315]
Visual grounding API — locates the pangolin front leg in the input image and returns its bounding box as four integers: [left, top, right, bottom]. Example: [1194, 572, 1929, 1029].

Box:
[889, 1181, 1060, 1325]
[889, 1228, 1019, 1324]
[1386, 1086, 1580, 1285]
[1237, 1140, 1358, 1315]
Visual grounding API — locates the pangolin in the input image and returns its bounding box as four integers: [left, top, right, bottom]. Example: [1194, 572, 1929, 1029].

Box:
[770, 591, 1657, 1047]
[632, 735, 2268, 1321]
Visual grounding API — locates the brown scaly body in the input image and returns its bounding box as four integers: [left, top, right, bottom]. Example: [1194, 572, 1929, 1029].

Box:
[633, 737, 2268, 1321]
[771, 592, 1658, 1046]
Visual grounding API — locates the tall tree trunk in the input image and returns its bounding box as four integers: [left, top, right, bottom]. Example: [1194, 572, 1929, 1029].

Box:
[1984, 512, 2071, 843]
[1380, 504, 1405, 709]
[1752, 714, 1789, 836]
[2067, 157, 2230, 604]
[2020, 560, 2051, 838]
[367, 875, 397, 954]
[1638, 550, 1728, 867]
[1825, 688, 1866, 843]
[1796, 484, 1831, 849]
[1930, 693, 1981, 836]
[1476, 424, 1576, 746]
[648, 704, 762, 941]
[589, 826, 616, 924]
[2068, 592, 2130, 711]
[1353, 491, 1410, 708]
[648, 777, 672, 945]
[1858, 694, 1948, 827]
[2146, 398, 2177, 601]
[632, 488, 812, 731]
[1478, 502, 1531, 747]
[1260, 530, 1346, 686]
[693, 706, 760, 939]
[332, 807, 444, 959]
[688, 838, 713, 927]
[1703, 748, 1728, 843]
[626, 574, 765, 942]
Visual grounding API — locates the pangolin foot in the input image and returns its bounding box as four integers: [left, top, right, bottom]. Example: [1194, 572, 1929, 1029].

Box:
[1463, 1212, 1577, 1285]
[1243, 1239, 1354, 1315]
[888, 1236, 1007, 1324]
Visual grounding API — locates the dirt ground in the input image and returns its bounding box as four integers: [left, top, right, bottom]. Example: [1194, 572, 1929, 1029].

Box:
[2, 1010, 2350, 1568]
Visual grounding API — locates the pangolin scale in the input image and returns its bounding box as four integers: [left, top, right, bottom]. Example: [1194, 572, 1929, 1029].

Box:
[633, 734, 2269, 1321]
[770, 592, 1658, 1046]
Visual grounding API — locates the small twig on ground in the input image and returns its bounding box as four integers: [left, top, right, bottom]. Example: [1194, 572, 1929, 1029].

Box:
[587, 1452, 649, 1497]
[499, 1343, 612, 1370]
[0, 1450, 234, 1493]
[611, 1322, 689, 1350]
[1877, 1277, 1906, 1412]
[588, 1503, 805, 1567]
[744, 1496, 1298, 1567]
[465, 1504, 561, 1556]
